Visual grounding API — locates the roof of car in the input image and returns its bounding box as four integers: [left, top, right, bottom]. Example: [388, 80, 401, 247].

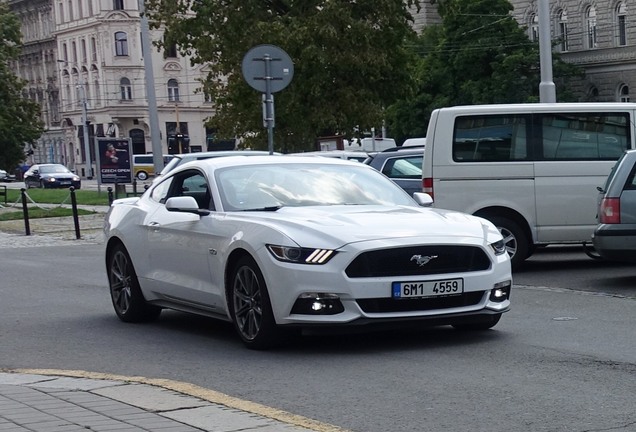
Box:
[174, 154, 366, 172]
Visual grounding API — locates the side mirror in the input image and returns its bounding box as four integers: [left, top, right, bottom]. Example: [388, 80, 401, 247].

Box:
[413, 192, 433, 207]
[165, 196, 210, 216]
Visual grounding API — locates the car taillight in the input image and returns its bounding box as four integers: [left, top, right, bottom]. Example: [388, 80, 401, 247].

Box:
[423, 177, 434, 200]
[599, 197, 621, 224]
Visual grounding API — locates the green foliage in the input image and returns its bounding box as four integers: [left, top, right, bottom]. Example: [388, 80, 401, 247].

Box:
[4, 188, 111, 206]
[0, 3, 44, 171]
[144, 0, 422, 152]
[0, 207, 95, 222]
[385, 0, 583, 144]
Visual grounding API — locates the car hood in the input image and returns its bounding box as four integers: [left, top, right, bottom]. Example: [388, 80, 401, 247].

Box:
[231, 205, 498, 248]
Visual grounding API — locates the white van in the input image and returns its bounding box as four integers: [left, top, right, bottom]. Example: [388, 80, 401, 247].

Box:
[422, 103, 636, 267]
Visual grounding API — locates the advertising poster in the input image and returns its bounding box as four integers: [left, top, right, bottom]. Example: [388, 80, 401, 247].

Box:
[97, 138, 132, 184]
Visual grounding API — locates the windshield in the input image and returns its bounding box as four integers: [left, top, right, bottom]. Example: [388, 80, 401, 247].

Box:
[216, 163, 416, 211]
[40, 165, 71, 174]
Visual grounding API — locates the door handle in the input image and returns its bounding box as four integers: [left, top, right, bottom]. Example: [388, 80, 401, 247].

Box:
[148, 221, 161, 231]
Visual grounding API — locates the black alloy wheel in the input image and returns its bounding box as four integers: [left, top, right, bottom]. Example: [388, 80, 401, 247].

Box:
[230, 256, 283, 350]
[107, 243, 161, 322]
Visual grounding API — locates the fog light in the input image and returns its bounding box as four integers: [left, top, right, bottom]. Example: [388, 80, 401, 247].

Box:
[291, 293, 344, 315]
[489, 280, 511, 302]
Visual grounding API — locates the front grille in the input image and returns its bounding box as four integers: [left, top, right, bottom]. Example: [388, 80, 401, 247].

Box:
[345, 245, 491, 278]
[357, 291, 485, 313]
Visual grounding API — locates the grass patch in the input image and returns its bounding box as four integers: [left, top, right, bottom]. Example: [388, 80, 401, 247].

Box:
[0, 207, 96, 221]
[3, 188, 112, 206]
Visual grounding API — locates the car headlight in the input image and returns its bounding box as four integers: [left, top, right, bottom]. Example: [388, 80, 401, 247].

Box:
[490, 239, 506, 255]
[72, 176, 80, 181]
[47, 177, 56, 182]
[267, 244, 337, 264]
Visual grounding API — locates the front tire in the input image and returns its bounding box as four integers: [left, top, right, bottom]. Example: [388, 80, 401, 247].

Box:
[107, 243, 161, 323]
[488, 216, 529, 269]
[137, 171, 148, 181]
[229, 256, 282, 350]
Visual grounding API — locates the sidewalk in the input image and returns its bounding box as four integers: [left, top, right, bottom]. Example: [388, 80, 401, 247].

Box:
[0, 370, 342, 432]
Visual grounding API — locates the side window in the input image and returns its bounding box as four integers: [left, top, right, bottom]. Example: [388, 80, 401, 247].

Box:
[541, 113, 629, 160]
[453, 115, 529, 162]
[381, 156, 422, 179]
[150, 177, 173, 204]
[167, 170, 211, 209]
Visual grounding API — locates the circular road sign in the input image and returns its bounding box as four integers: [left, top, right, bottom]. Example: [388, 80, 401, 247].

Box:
[242, 44, 294, 93]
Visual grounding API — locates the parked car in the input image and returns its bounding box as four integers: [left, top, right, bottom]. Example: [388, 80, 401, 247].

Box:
[155, 150, 277, 180]
[0, 169, 16, 182]
[364, 145, 425, 196]
[592, 149, 636, 262]
[24, 164, 81, 189]
[132, 154, 175, 180]
[104, 155, 511, 350]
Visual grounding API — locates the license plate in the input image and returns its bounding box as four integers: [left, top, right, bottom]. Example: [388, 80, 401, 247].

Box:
[60, 181, 71, 185]
[392, 278, 464, 299]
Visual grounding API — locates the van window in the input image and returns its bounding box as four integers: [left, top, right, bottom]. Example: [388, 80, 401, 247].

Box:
[453, 115, 529, 162]
[134, 155, 153, 164]
[452, 113, 629, 163]
[541, 113, 628, 160]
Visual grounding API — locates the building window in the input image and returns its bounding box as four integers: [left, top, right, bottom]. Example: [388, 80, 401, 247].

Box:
[88, 0, 94, 16]
[114, 32, 128, 56]
[113, 0, 124, 10]
[529, 13, 539, 42]
[557, 9, 568, 52]
[94, 79, 101, 107]
[587, 86, 599, 102]
[62, 43, 68, 62]
[615, 2, 627, 46]
[72, 41, 78, 63]
[619, 84, 630, 102]
[164, 39, 178, 58]
[120, 77, 132, 100]
[586, 6, 598, 49]
[168, 79, 180, 102]
[91, 37, 97, 62]
[59, 2, 65, 23]
[68, 0, 74, 21]
[81, 39, 87, 63]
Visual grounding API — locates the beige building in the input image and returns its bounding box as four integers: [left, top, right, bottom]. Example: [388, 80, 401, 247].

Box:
[9, 0, 213, 178]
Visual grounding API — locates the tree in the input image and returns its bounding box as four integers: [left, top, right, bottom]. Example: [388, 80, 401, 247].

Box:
[0, 3, 44, 170]
[385, 0, 582, 144]
[144, 0, 422, 152]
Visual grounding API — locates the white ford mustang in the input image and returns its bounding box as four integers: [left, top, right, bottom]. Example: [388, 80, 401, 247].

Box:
[104, 155, 512, 349]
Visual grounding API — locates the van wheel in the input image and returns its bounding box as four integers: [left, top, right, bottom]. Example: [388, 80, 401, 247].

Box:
[136, 171, 148, 180]
[488, 216, 529, 269]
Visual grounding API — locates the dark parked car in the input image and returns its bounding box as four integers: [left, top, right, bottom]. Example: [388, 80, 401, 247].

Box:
[363, 145, 424, 196]
[592, 149, 636, 262]
[24, 164, 81, 189]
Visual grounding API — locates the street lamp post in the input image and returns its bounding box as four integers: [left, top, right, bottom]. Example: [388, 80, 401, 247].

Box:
[58, 60, 92, 179]
[78, 83, 92, 179]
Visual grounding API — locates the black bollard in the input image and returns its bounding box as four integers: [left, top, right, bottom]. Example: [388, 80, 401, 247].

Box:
[132, 178, 138, 196]
[70, 186, 81, 239]
[107, 187, 114, 205]
[20, 188, 30, 236]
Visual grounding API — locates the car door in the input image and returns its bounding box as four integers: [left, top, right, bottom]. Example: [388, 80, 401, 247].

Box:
[144, 169, 225, 311]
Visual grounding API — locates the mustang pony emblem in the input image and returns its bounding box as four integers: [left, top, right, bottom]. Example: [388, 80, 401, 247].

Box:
[410, 255, 438, 266]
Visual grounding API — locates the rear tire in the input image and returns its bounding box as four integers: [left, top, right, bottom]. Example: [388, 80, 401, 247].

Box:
[107, 243, 161, 323]
[137, 171, 148, 181]
[452, 314, 501, 331]
[488, 216, 529, 269]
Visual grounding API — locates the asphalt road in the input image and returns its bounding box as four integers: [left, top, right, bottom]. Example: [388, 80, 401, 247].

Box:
[1, 244, 634, 432]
